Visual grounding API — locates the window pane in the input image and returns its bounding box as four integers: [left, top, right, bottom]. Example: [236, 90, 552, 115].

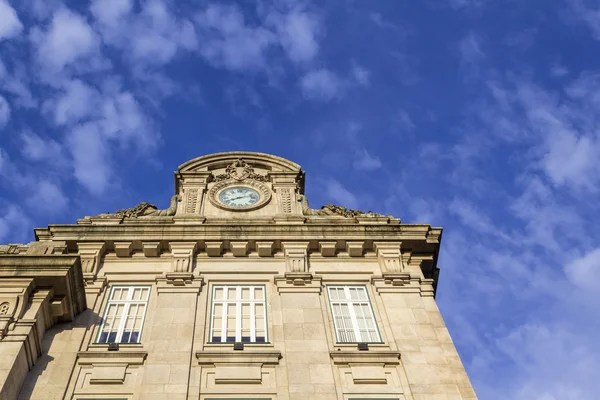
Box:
[226, 303, 236, 341]
[328, 286, 380, 343]
[98, 287, 150, 344]
[241, 287, 250, 300]
[209, 285, 267, 344]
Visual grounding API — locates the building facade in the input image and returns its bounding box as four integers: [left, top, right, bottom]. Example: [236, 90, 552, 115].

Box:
[0, 152, 476, 400]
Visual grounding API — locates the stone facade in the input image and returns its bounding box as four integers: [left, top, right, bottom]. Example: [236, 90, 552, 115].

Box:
[0, 152, 477, 400]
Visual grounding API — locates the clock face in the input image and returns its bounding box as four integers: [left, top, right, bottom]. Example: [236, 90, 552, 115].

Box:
[218, 186, 260, 208]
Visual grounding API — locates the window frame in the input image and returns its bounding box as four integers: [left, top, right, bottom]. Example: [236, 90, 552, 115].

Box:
[326, 285, 383, 344]
[208, 284, 269, 344]
[96, 285, 151, 344]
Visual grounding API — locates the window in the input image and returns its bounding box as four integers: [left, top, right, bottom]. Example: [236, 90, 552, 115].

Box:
[210, 285, 267, 343]
[328, 286, 381, 343]
[97, 286, 150, 344]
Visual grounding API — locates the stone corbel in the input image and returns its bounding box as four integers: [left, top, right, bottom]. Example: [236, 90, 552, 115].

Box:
[319, 241, 337, 257]
[114, 241, 133, 257]
[169, 242, 198, 273]
[274, 273, 322, 293]
[256, 241, 274, 257]
[282, 242, 310, 273]
[230, 241, 249, 257]
[373, 242, 404, 273]
[77, 242, 106, 282]
[205, 241, 223, 257]
[142, 241, 161, 257]
[346, 241, 365, 257]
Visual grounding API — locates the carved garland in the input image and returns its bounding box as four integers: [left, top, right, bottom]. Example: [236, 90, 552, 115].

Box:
[208, 179, 272, 212]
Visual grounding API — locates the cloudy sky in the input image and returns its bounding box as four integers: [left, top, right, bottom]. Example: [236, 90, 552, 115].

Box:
[1, 0, 600, 398]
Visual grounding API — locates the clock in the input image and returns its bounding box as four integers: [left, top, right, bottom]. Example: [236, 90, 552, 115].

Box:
[218, 186, 260, 208]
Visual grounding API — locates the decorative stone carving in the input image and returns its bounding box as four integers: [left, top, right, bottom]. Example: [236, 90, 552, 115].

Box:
[282, 242, 310, 273]
[274, 273, 322, 293]
[186, 188, 199, 213]
[78, 242, 106, 276]
[213, 159, 269, 182]
[281, 188, 292, 213]
[169, 242, 198, 273]
[96, 195, 181, 218]
[298, 194, 388, 218]
[373, 242, 404, 273]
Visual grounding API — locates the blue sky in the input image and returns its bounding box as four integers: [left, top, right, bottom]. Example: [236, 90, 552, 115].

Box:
[1, 0, 599, 398]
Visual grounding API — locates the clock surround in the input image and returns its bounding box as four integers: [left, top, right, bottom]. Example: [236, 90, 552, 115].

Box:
[208, 179, 272, 212]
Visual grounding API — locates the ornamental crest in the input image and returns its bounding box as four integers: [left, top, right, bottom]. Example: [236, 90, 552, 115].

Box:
[213, 159, 268, 182]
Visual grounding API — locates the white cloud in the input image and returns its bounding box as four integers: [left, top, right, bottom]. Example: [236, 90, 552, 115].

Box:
[0, 203, 31, 242]
[351, 64, 370, 86]
[90, 0, 133, 26]
[301, 68, 342, 101]
[0, 0, 23, 40]
[20, 131, 64, 164]
[325, 179, 359, 209]
[67, 123, 111, 195]
[195, 4, 275, 71]
[0, 95, 10, 130]
[564, 248, 600, 292]
[353, 148, 381, 171]
[33, 8, 101, 72]
[271, 9, 320, 63]
[52, 79, 99, 125]
[26, 180, 68, 214]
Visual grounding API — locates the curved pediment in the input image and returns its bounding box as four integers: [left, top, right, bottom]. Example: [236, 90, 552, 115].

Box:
[178, 151, 301, 174]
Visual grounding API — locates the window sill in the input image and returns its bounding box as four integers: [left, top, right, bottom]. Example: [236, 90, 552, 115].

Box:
[333, 342, 389, 350]
[203, 342, 275, 349]
[88, 343, 145, 350]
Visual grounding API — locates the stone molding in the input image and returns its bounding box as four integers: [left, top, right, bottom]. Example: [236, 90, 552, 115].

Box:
[196, 350, 281, 384]
[331, 350, 401, 385]
[155, 273, 203, 294]
[77, 350, 148, 384]
[371, 273, 435, 297]
[274, 273, 322, 293]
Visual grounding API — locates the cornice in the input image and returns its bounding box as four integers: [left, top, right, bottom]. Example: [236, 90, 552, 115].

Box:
[36, 223, 442, 244]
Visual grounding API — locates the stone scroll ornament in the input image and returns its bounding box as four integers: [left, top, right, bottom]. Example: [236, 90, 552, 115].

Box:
[297, 194, 388, 218]
[97, 195, 181, 218]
